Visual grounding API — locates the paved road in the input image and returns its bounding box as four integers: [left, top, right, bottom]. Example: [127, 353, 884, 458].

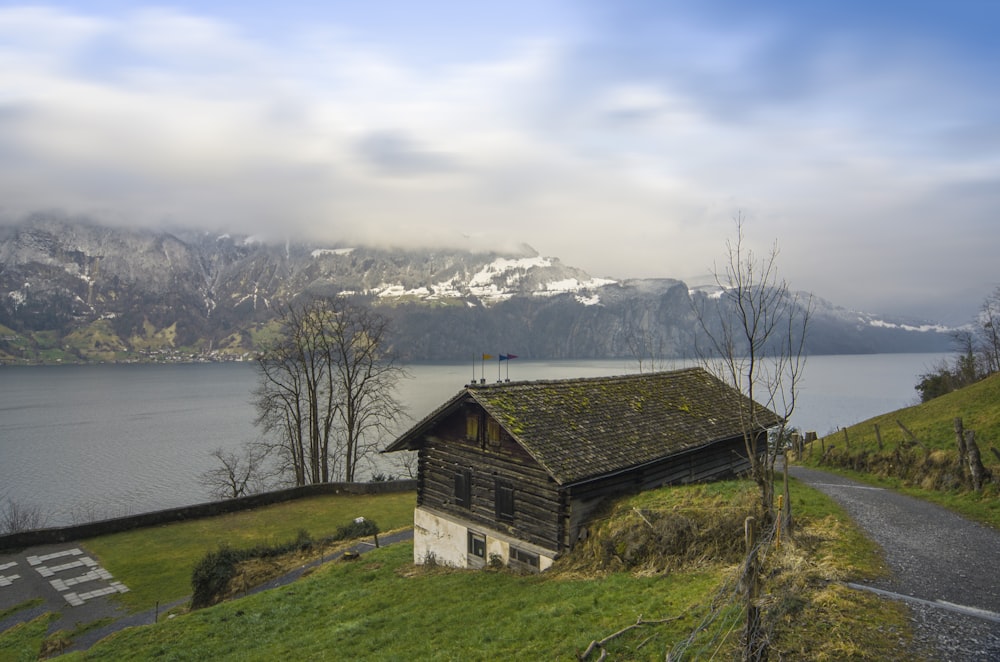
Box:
[0, 529, 413, 654]
[790, 466, 1000, 661]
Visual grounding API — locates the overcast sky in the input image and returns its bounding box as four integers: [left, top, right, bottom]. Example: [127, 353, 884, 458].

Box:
[1, 1, 997, 323]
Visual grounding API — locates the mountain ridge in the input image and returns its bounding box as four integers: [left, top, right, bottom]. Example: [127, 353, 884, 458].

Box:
[0, 215, 951, 363]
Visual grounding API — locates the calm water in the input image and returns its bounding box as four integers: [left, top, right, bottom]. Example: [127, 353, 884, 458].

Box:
[0, 353, 946, 525]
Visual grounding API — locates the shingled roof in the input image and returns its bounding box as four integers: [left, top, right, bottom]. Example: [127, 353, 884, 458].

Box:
[385, 367, 783, 486]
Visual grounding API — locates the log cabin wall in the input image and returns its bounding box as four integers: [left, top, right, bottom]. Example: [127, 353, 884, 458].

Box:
[416, 402, 563, 553]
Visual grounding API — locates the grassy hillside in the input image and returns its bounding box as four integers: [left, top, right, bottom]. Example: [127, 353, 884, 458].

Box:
[799, 371, 1000, 528]
[0, 480, 912, 661]
[83, 492, 417, 612]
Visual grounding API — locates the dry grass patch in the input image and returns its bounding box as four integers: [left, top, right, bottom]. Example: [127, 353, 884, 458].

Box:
[557, 481, 760, 577]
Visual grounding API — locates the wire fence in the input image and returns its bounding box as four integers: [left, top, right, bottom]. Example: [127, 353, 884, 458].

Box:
[666, 513, 783, 661]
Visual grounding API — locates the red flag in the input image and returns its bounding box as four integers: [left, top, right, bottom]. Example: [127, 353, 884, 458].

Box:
[500, 354, 518, 361]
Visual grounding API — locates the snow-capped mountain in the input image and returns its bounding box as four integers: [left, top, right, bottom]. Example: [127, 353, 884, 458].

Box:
[0, 215, 952, 363]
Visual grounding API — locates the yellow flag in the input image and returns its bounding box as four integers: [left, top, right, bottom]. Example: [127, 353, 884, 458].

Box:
[482, 354, 494, 360]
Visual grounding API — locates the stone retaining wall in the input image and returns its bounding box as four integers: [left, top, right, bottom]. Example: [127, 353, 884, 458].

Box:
[0, 480, 417, 551]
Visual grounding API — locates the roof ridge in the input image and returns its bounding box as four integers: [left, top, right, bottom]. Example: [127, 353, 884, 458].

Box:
[465, 366, 704, 390]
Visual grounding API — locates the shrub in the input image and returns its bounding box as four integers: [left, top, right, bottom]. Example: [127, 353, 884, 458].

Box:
[332, 518, 378, 541]
[190, 519, 381, 608]
[191, 546, 243, 608]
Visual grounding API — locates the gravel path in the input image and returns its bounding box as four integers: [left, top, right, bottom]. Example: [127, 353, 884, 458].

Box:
[789, 466, 1000, 661]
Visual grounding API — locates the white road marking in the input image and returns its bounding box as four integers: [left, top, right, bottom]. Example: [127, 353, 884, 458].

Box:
[846, 582, 1000, 623]
[26, 548, 83, 565]
[810, 482, 886, 491]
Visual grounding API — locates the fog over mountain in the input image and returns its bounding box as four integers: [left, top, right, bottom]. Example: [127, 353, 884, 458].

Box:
[1, 3, 997, 327]
[0, 215, 951, 363]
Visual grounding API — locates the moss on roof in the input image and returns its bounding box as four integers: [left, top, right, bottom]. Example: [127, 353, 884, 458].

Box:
[386, 367, 782, 485]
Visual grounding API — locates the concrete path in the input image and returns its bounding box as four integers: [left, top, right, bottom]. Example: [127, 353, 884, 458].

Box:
[789, 466, 1000, 661]
[0, 529, 414, 654]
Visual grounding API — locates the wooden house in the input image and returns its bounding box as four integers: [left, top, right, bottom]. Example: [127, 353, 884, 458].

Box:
[383, 367, 781, 571]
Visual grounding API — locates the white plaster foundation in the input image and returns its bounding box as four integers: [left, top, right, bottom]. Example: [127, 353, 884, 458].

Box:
[413, 506, 555, 571]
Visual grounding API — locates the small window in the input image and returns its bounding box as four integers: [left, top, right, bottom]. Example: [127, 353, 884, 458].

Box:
[468, 532, 486, 558]
[511, 547, 539, 568]
[495, 479, 514, 523]
[465, 414, 479, 442]
[486, 419, 503, 447]
[454, 468, 472, 508]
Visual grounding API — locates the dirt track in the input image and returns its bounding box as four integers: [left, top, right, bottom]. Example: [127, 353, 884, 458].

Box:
[790, 466, 1000, 661]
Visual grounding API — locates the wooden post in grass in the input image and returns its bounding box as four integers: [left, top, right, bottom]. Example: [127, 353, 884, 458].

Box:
[842, 427, 851, 449]
[742, 517, 765, 662]
[782, 452, 792, 537]
[896, 419, 929, 454]
[966, 430, 989, 492]
[874, 423, 883, 451]
[954, 418, 970, 488]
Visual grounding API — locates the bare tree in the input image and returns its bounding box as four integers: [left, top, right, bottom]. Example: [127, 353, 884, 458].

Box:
[0, 497, 49, 534]
[622, 309, 668, 373]
[386, 450, 419, 479]
[253, 296, 408, 485]
[693, 214, 812, 518]
[975, 287, 1000, 375]
[199, 443, 275, 500]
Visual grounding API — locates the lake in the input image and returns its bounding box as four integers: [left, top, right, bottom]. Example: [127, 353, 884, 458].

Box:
[0, 353, 947, 525]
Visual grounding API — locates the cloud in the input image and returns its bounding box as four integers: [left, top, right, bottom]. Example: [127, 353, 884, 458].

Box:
[0, 3, 997, 323]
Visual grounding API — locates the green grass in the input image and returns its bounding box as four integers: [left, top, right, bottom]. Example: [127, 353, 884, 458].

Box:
[0, 613, 57, 662]
[47, 480, 903, 661]
[82, 491, 415, 611]
[0, 479, 910, 660]
[65, 542, 722, 661]
[0, 599, 43, 623]
[798, 371, 1000, 529]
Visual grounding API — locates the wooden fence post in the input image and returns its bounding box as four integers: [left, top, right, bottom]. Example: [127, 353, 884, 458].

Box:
[966, 430, 989, 492]
[782, 452, 792, 538]
[874, 423, 883, 451]
[742, 517, 767, 661]
[954, 418, 970, 488]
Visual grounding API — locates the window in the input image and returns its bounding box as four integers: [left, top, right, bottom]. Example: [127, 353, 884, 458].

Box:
[454, 468, 472, 508]
[495, 479, 514, 523]
[486, 419, 503, 447]
[510, 547, 539, 569]
[465, 414, 479, 442]
[468, 532, 486, 558]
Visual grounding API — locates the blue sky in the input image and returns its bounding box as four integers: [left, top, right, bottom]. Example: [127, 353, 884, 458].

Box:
[1, 1, 997, 323]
